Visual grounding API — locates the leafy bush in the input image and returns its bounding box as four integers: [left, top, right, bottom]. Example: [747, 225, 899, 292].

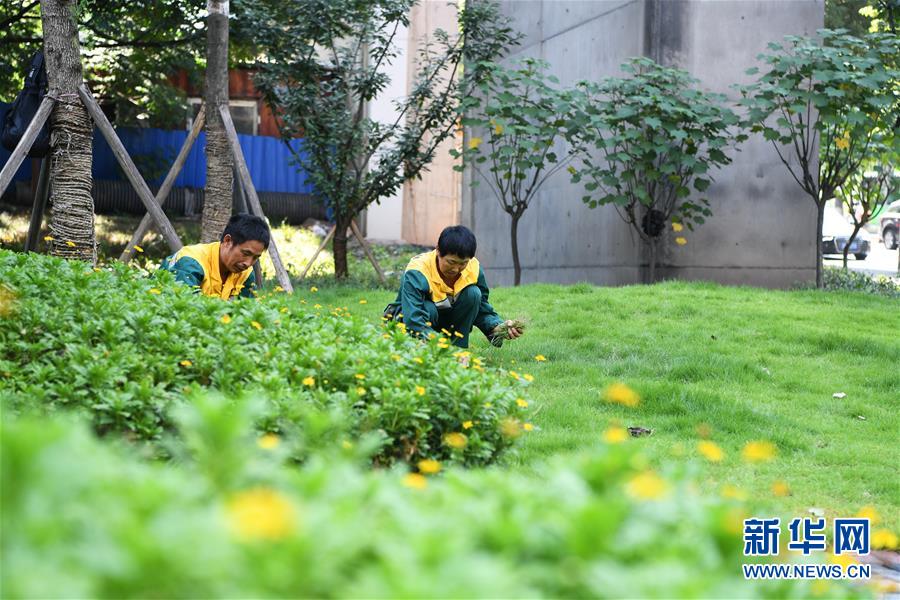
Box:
[1, 397, 860, 599]
[0, 250, 530, 466]
[822, 266, 900, 298]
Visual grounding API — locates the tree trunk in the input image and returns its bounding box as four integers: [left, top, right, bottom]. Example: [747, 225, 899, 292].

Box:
[201, 0, 233, 242]
[510, 212, 522, 286]
[843, 222, 865, 269]
[647, 239, 658, 284]
[332, 214, 351, 278]
[815, 202, 825, 288]
[41, 0, 95, 263]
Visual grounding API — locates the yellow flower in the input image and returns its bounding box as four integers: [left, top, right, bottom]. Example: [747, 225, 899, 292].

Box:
[742, 440, 776, 462]
[179, 359, 193, 367]
[310, 286, 318, 292]
[602, 426, 628, 444]
[413, 357, 424, 364]
[500, 418, 521, 438]
[494, 123, 504, 135]
[220, 314, 232, 324]
[509, 370, 520, 379]
[226, 487, 296, 541]
[856, 505, 880, 525]
[454, 331, 464, 338]
[280, 307, 289, 313]
[462, 420, 473, 430]
[356, 387, 366, 396]
[835, 132, 850, 150]
[0, 286, 16, 318]
[522, 423, 534, 432]
[872, 529, 898, 549]
[134, 245, 144, 253]
[697, 440, 725, 462]
[602, 382, 640, 407]
[302, 376, 315, 387]
[675, 237, 687, 246]
[65, 241, 76, 247]
[274, 285, 284, 292]
[403, 473, 428, 490]
[626, 471, 670, 500]
[313, 304, 323, 309]
[43, 235, 54, 241]
[721, 484, 747, 501]
[671, 222, 684, 232]
[468, 136, 482, 150]
[355, 373, 366, 380]
[415, 385, 426, 396]
[534, 354, 547, 362]
[516, 398, 528, 408]
[828, 552, 858, 570]
[771, 480, 791, 497]
[444, 432, 467, 449]
[522, 373, 534, 382]
[148, 288, 162, 295]
[418, 459, 441, 474]
[251, 321, 263, 330]
[257, 433, 280, 450]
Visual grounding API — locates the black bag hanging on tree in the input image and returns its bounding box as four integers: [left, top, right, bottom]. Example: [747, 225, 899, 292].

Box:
[1, 52, 51, 158]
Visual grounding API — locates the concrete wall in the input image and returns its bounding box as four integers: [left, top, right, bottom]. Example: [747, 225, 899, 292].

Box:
[465, 0, 823, 288]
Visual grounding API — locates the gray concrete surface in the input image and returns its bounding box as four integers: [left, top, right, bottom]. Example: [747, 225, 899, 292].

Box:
[465, 0, 824, 289]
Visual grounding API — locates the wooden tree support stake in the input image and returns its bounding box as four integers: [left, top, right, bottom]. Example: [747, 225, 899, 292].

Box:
[0, 96, 54, 198]
[298, 225, 336, 280]
[350, 219, 386, 284]
[24, 157, 51, 252]
[120, 104, 207, 262]
[77, 84, 182, 253]
[233, 163, 263, 288]
[218, 103, 293, 293]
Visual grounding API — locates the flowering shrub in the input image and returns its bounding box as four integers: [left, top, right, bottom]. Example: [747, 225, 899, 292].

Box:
[0, 250, 530, 466]
[0, 398, 866, 599]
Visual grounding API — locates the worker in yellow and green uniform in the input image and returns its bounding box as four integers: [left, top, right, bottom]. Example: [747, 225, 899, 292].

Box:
[159, 213, 269, 300]
[384, 225, 522, 348]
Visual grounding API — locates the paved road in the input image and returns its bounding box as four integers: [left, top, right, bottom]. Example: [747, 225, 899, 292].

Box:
[824, 241, 899, 278]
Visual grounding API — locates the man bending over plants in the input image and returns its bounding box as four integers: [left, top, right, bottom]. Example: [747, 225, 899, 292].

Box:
[385, 225, 523, 349]
[159, 214, 269, 300]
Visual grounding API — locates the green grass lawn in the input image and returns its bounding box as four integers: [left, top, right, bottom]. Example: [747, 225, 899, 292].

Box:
[304, 280, 899, 526]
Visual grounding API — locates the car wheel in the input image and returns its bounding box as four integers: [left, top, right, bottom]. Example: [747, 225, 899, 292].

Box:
[854, 253, 867, 261]
[884, 228, 899, 250]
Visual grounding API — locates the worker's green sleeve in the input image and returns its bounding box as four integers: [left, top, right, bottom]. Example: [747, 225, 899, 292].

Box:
[238, 270, 257, 299]
[399, 270, 440, 339]
[473, 267, 503, 340]
[161, 256, 204, 293]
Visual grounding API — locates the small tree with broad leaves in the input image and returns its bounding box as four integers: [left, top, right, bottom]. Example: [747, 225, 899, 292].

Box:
[451, 58, 576, 286]
[241, 0, 518, 278]
[836, 134, 899, 268]
[569, 58, 746, 282]
[739, 29, 899, 288]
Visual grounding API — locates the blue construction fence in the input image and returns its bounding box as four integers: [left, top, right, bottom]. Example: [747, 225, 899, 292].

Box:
[0, 102, 315, 195]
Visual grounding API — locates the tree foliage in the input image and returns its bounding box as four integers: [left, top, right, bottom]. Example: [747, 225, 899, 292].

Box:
[570, 58, 746, 282]
[740, 29, 899, 288]
[242, 0, 518, 278]
[836, 133, 899, 267]
[0, 0, 259, 127]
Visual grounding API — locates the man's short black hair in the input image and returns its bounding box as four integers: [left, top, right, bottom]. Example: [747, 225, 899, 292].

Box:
[222, 213, 270, 249]
[437, 225, 477, 259]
